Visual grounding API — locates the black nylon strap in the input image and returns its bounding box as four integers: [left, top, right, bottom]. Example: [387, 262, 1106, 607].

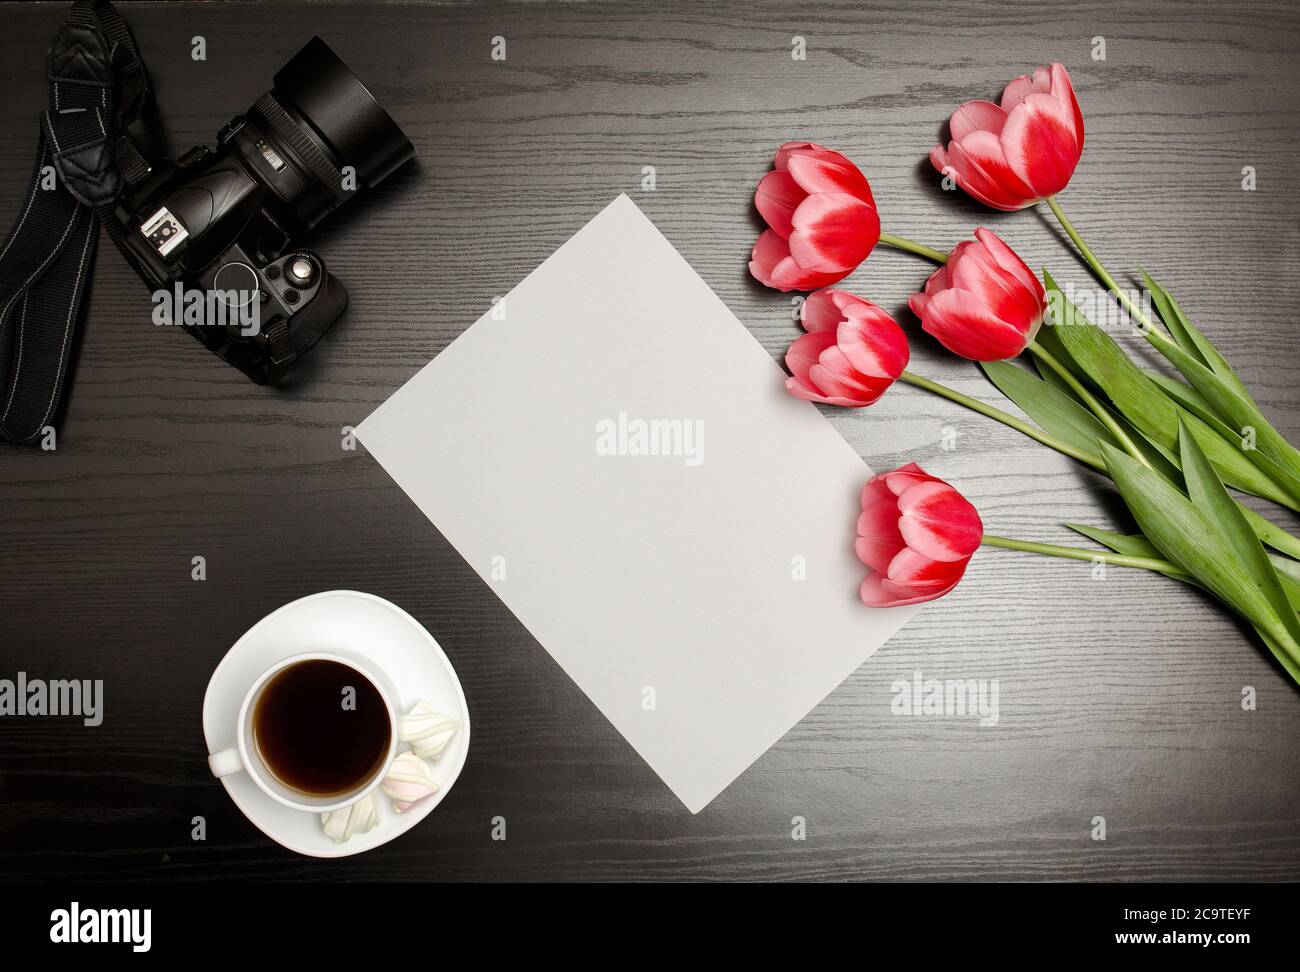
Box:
[0, 142, 99, 443]
[0, 0, 150, 445]
[70, 0, 151, 131]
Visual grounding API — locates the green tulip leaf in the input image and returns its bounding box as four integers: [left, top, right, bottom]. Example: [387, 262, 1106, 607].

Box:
[1100, 440, 1300, 674]
[1030, 318, 1092, 399]
[1140, 270, 1256, 405]
[1066, 523, 1191, 582]
[1069, 520, 1300, 682]
[1146, 334, 1300, 502]
[1143, 371, 1216, 423]
[979, 360, 1111, 462]
[1067, 523, 1162, 560]
[1176, 418, 1300, 650]
[1087, 405, 1300, 559]
[1103, 406, 1184, 484]
[1140, 270, 1205, 366]
[1255, 628, 1300, 685]
[1146, 370, 1300, 507]
[1043, 270, 1299, 511]
[1238, 503, 1300, 561]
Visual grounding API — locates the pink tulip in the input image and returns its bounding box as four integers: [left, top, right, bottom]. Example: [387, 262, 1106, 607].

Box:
[931, 63, 1084, 211]
[857, 463, 983, 608]
[785, 289, 908, 407]
[749, 141, 881, 291]
[908, 228, 1045, 361]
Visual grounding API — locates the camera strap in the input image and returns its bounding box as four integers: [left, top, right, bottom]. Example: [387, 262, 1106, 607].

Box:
[0, 0, 150, 444]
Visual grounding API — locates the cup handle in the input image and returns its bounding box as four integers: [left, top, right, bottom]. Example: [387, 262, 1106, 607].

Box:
[208, 746, 244, 778]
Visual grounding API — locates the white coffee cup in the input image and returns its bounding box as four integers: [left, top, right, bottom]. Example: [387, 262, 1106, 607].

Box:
[207, 650, 400, 814]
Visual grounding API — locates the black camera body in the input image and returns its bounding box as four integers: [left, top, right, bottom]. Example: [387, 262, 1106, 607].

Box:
[114, 38, 414, 382]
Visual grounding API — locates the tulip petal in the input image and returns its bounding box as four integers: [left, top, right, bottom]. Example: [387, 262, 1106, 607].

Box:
[772, 260, 843, 292]
[837, 312, 908, 379]
[912, 260, 954, 321]
[930, 144, 952, 180]
[1000, 69, 1041, 111]
[784, 376, 864, 407]
[896, 480, 983, 562]
[1001, 92, 1081, 197]
[973, 228, 1042, 297]
[860, 474, 897, 510]
[784, 329, 837, 383]
[855, 503, 906, 574]
[748, 229, 789, 286]
[945, 131, 1038, 210]
[860, 570, 963, 607]
[787, 192, 879, 274]
[887, 546, 968, 584]
[949, 99, 1008, 140]
[858, 572, 897, 607]
[1049, 63, 1085, 151]
[950, 244, 1043, 329]
[750, 230, 843, 292]
[774, 140, 822, 170]
[919, 288, 1035, 361]
[754, 170, 803, 239]
[809, 355, 876, 400]
[885, 572, 964, 600]
[800, 289, 844, 332]
[785, 149, 875, 203]
[881, 462, 931, 497]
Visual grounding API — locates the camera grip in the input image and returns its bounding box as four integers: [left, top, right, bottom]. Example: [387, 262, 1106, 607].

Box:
[263, 260, 348, 380]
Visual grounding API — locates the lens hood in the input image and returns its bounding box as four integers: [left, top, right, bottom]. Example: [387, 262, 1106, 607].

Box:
[272, 36, 414, 187]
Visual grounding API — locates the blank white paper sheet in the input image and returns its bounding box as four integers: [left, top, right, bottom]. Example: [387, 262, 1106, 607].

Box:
[356, 195, 919, 812]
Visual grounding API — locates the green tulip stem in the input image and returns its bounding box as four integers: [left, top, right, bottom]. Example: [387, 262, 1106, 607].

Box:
[1043, 196, 1178, 350]
[1026, 341, 1152, 469]
[898, 370, 1104, 471]
[1041, 196, 1300, 562]
[897, 373, 1300, 563]
[980, 534, 1185, 575]
[878, 232, 949, 264]
[984, 534, 1300, 674]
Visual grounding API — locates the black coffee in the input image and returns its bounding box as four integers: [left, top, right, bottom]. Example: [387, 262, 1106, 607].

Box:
[252, 659, 391, 797]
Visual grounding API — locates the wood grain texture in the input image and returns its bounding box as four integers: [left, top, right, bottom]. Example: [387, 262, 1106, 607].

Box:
[1, 0, 1298, 882]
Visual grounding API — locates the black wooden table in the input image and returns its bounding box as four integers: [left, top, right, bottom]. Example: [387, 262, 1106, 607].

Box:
[2, 0, 1298, 882]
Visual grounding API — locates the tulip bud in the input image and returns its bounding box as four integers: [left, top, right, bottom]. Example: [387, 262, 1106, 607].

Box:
[856, 462, 983, 607]
[930, 63, 1084, 211]
[785, 289, 909, 407]
[908, 229, 1045, 361]
[749, 141, 881, 291]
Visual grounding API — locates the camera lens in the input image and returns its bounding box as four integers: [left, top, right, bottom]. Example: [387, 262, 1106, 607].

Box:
[245, 37, 414, 231]
[272, 37, 414, 188]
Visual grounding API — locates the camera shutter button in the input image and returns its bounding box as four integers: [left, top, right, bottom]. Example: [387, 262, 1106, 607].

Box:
[286, 257, 316, 287]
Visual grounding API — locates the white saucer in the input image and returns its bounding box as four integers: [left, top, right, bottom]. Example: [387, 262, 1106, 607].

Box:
[202, 590, 470, 858]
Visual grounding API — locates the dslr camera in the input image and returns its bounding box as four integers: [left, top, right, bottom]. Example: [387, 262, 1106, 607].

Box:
[114, 38, 414, 382]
